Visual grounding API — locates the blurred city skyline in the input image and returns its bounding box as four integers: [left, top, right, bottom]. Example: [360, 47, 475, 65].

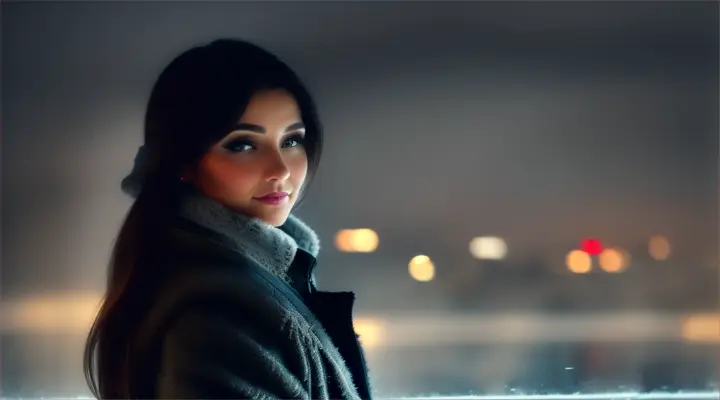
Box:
[3, 2, 717, 301]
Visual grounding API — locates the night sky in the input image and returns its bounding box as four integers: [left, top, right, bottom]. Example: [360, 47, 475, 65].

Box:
[2, 1, 718, 307]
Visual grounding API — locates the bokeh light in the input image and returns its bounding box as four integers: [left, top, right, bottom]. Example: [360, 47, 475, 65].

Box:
[409, 255, 435, 282]
[581, 238, 603, 256]
[335, 229, 379, 253]
[598, 248, 629, 273]
[353, 317, 385, 348]
[681, 313, 720, 342]
[335, 230, 353, 252]
[649, 234, 671, 261]
[566, 249, 592, 274]
[469, 236, 508, 260]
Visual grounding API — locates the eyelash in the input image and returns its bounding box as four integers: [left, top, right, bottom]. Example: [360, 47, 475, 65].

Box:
[283, 133, 305, 149]
[224, 133, 305, 153]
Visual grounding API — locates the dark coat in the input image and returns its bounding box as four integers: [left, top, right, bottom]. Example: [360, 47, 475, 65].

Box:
[128, 216, 373, 399]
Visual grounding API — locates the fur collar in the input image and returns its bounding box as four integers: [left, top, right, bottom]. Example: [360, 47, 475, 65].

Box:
[177, 190, 320, 282]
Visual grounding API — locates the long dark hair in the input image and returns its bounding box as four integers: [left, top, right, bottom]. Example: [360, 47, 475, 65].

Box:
[83, 39, 323, 399]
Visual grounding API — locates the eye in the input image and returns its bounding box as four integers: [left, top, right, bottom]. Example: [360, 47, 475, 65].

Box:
[282, 133, 305, 148]
[223, 139, 255, 153]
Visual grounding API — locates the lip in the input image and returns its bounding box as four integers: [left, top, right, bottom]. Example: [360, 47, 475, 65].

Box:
[253, 192, 289, 205]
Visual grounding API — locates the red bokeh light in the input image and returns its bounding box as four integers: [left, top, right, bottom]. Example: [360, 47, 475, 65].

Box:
[581, 238, 603, 255]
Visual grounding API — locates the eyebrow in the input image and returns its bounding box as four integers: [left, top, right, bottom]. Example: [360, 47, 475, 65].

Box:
[230, 122, 305, 134]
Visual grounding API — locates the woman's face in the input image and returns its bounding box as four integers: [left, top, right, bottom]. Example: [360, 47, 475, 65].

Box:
[190, 89, 308, 227]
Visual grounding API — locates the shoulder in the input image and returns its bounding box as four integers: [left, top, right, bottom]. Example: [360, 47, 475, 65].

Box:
[141, 222, 319, 345]
[134, 265, 316, 398]
[144, 262, 303, 342]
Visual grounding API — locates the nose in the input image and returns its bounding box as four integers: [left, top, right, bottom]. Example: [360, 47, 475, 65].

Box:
[264, 150, 291, 182]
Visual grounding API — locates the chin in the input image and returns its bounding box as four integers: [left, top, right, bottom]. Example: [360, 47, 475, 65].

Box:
[225, 199, 292, 226]
[256, 210, 291, 227]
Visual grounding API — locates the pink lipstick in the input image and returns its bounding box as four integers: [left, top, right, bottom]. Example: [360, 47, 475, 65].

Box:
[253, 192, 289, 205]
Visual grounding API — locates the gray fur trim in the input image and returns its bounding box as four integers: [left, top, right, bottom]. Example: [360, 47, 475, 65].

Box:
[279, 214, 321, 257]
[178, 191, 320, 281]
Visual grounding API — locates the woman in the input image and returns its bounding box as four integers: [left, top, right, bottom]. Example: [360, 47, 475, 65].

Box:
[83, 39, 372, 400]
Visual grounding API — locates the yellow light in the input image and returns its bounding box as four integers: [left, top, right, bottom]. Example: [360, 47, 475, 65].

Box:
[350, 229, 379, 253]
[469, 236, 508, 260]
[566, 250, 591, 274]
[335, 230, 354, 252]
[409, 255, 435, 282]
[353, 317, 385, 348]
[649, 235, 671, 261]
[2, 292, 102, 333]
[334, 229, 379, 253]
[681, 313, 720, 342]
[599, 248, 628, 273]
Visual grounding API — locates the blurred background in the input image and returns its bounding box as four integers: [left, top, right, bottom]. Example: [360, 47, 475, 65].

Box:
[2, 1, 719, 398]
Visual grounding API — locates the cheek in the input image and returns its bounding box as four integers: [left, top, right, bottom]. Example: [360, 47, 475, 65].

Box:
[197, 157, 258, 199]
[288, 153, 309, 188]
